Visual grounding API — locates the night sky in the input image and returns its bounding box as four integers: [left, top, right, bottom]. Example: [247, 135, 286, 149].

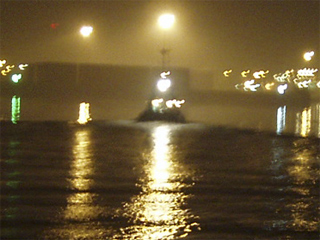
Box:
[1, 0, 319, 73]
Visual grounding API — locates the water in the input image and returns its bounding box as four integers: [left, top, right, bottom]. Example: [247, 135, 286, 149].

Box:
[1, 118, 319, 239]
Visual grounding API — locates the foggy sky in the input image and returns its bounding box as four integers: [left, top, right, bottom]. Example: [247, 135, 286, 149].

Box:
[1, 0, 319, 73]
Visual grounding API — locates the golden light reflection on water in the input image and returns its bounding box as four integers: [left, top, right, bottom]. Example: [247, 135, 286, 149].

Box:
[44, 129, 108, 239]
[69, 130, 94, 191]
[286, 139, 320, 231]
[64, 129, 105, 222]
[270, 138, 320, 233]
[116, 125, 199, 240]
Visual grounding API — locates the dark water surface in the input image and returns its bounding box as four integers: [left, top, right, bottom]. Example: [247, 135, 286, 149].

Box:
[1, 120, 319, 239]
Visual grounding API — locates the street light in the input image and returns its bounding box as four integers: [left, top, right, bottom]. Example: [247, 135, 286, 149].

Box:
[158, 14, 175, 29]
[158, 14, 175, 71]
[76, 25, 93, 84]
[80, 25, 93, 37]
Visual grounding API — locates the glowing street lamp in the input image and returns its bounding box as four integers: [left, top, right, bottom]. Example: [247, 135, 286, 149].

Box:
[158, 14, 175, 71]
[158, 14, 175, 29]
[80, 25, 93, 37]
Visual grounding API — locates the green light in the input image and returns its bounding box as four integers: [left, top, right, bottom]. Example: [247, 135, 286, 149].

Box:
[6, 180, 21, 189]
[11, 95, 21, 124]
[11, 74, 22, 83]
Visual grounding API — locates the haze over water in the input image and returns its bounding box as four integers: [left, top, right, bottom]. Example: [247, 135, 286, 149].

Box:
[1, 99, 319, 239]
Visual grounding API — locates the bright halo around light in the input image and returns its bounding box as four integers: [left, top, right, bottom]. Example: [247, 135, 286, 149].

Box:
[80, 26, 93, 37]
[158, 14, 175, 29]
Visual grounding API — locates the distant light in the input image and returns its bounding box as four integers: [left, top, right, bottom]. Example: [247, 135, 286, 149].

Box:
[80, 26, 93, 37]
[297, 68, 318, 77]
[11, 74, 22, 83]
[151, 98, 164, 108]
[166, 99, 185, 108]
[160, 71, 171, 79]
[158, 14, 175, 29]
[11, 95, 20, 124]
[77, 102, 92, 124]
[276, 106, 286, 135]
[1, 65, 15, 76]
[50, 23, 59, 29]
[244, 80, 260, 91]
[304, 51, 314, 61]
[277, 84, 288, 95]
[0, 60, 6, 67]
[241, 70, 250, 77]
[223, 70, 232, 77]
[299, 107, 311, 137]
[157, 79, 171, 92]
[297, 80, 311, 88]
[253, 70, 269, 79]
[18, 64, 28, 70]
[265, 82, 274, 90]
[273, 69, 294, 82]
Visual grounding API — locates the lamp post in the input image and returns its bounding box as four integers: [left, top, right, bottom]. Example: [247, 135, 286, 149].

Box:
[76, 25, 93, 84]
[137, 13, 185, 122]
[158, 14, 175, 71]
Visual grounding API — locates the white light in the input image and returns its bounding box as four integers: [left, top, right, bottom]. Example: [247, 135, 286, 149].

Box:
[157, 79, 171, 92]
[160, 71, 171, 79]
[80, 26, 93, 37]
[244, 80, 260, 91]
[277, 84, 288, 95]
[304, 51, 314, 61]
[19, 64, 28, 70]
[253, 70, 269, 79]
[166, 100, 174, 108]
[0, 60, 6, 67]
[297, 79, 311, 88]
[11, 74, 22, 83]
[277, 106, 286, 135]
[166, 99, 185, 108]
[151, 98, 163, 107]
[158, 14, 175, 29]
[297, 68, 318, 78]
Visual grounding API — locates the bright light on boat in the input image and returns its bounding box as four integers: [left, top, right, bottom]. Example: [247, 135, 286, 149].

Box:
[157, 79, 171, 92]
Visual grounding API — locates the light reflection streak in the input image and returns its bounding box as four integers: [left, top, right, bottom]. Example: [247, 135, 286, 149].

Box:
[44, 129, 108, 239]
[11, 95, 20, 124]
[286, 139, 320, 231]
[316, 103, 320, 138]
[64, 129, 105, 223]
[295, 107, 311, 137]
[276, 106, 286, 135]
[4, 140, 21, 224]
[116, 125, 199, 239]
[269, 138, 320, 233]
